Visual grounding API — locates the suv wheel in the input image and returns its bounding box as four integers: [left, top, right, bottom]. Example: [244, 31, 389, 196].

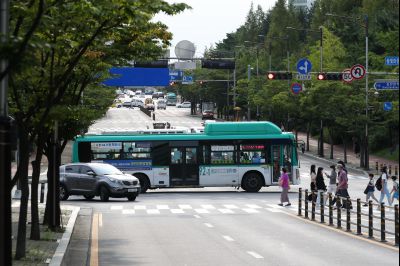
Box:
[60, 185, 69, 201]
[99, 186, 110, 202]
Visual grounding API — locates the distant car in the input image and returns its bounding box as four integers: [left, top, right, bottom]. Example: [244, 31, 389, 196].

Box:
[122, 100, 133, 108]
[202, 110, 214, 120]
[178, 102, 191, 108]
[59, 163, 141, 202]
[157, 100, 167, 110]
[152, 93, 159, 99]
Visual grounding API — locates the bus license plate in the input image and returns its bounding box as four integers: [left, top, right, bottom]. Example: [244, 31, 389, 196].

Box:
[128, 189, 137, 192]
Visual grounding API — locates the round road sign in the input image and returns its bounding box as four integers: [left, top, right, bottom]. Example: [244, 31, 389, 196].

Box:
[342, 69, 353, 83]
[291, 83, 302, 95]
[350, 64, 366, 80]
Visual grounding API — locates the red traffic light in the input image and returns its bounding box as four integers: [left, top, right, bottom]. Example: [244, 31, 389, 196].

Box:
[267, 73, 276, 80]
[317, 73, 326, 80]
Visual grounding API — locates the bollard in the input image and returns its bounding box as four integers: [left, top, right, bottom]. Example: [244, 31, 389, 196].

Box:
[389, 165, 392, 175]
[152, 113, 156, 121]
[375, 162, 379, 173]
[329, 193, 333, 226]
[395, 166, 398, 177]
[320, 191, 324, 223]
[346, 197, 351, 232]
[357, 199, 362, 235]
[368, 201, 373, 238]
[380, 163, 384, 173]
[380, 203, 386, 242]
[337, 201, 342, 229]
[395, 205, 399, 246]
[40, 183, 45, 203]
[305, 190, 309, 219]
[311, 191, 316, 221]
[298, 188, 302, 216]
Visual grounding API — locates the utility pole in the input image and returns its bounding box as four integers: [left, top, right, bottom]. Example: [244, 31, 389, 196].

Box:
[247, 65, 251, 121]
[0, 0, 12, 264]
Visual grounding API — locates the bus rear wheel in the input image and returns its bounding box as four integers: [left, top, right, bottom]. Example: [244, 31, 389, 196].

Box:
[136, 174, 150, 193]
[242, 173, 263, 192]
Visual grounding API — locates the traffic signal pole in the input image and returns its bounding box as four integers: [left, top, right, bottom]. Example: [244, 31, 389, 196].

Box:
[0, 0, 12, 264]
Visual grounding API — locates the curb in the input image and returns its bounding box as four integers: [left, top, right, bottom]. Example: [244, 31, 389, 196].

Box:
[49, 205, 80, 266]
[300, 152, 369, 176]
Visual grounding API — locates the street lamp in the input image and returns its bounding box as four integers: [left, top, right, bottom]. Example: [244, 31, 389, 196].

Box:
[326, 13, 370, 170]
[286, 26, 325, 157]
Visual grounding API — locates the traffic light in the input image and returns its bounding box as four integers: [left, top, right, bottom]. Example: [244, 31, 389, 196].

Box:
[316, 72, 343, 81]
[267, 72, 292, 80]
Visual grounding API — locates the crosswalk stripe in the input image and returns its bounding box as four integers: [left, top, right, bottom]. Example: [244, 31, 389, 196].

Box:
[179, 204, 192, 209]
[157, 205, 169, 210]
[110, 206, 123, 210]
[122, 209, 135, 215]
[134, 205, 146, 210]
[223, 204, 239, 209]
[147, 209, 160, 215]
[170, 209, 185, 214]
[243, 208, 259, 213]
[246, 204, 262, 209]
[218, 209, 234, 214]
[195, 209, 209, 214]
[201, 204, 216, 209]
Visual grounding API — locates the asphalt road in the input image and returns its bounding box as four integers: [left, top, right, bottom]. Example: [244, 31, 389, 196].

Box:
[59, 105, 398, 265]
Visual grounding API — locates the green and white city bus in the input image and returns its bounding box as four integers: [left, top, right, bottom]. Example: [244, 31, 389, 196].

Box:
[72, 122, 300, 193]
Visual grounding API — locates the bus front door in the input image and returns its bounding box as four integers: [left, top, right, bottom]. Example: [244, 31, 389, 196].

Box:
[170, 147, 199, 186]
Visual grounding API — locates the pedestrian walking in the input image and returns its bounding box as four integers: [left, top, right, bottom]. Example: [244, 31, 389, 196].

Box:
[278, 167, 291, 206]
[324, 165, 337, 195]
[336, 164, 351, 209]
[390, 175, 399, 204]
[363, 173, 379, 206]
[308, 164, 317, 202]
[337, 160, 348, 174]
[316, 167, 327, 206]
[378, 166, 392, 207]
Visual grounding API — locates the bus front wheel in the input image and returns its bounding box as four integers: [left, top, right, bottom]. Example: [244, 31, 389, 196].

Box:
[242, 173, 263, 192]
[136, 174, 150, 193]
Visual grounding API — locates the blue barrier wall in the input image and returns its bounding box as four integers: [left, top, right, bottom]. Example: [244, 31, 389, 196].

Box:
[103, 67, 170, 87]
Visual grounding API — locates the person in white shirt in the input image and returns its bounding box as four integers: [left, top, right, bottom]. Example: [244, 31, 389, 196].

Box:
[379, 166, 392, 207]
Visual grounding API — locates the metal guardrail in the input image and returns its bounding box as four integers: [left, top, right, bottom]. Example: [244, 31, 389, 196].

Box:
[297, 188, 399, 246]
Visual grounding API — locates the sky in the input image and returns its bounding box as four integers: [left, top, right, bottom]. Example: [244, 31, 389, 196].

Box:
[154, 0, 278, 58]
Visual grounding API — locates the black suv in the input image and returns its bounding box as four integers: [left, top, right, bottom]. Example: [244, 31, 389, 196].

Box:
[60, 163, 141, 202]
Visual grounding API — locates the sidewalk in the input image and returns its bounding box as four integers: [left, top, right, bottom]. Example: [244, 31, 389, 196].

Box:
[296, 132, 399, 174]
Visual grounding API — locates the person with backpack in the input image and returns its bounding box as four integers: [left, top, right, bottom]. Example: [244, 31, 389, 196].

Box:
[316, 167, 327, 206]
[363, 173, 379, 206]
[378, 166, 392, 208]
[390, 176, 399, 204]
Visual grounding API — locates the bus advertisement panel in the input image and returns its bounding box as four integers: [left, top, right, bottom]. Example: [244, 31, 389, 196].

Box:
[72, 122, 299, 193]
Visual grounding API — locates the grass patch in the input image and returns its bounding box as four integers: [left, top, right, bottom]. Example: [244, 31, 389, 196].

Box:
[372, 146, 399, 162]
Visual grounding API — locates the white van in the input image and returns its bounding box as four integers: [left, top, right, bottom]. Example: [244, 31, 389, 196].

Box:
[157, 99, 167, 110]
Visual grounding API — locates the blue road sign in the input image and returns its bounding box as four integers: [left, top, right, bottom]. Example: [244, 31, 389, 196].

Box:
[385, 56, 399, 66]
[103, 67, 169, 87]
[182, 75, 194, 84]
[374, 80, 399, 90]
[383, 102, 393, 111]
[169, 70, 182, 81]
[291, 83, 302, 95]
[296, 58, 312, 75]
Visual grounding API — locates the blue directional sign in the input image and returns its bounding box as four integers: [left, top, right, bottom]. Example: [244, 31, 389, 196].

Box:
[297, 58, 312, 75]
[374, 80, 399, 90]
[182, 75, 194, 84]
[169, 70, 183, 81]
[383, 102, 393, 111]
[291, 83, 302, 95]
[103, 67, 169, 87]
[385, 56, 399, 66]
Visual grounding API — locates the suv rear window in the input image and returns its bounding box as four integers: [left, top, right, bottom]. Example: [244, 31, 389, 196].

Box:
[65, 165, 80, 173]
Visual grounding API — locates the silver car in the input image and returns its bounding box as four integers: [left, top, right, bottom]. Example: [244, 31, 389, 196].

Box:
[59, 163, 141, 202]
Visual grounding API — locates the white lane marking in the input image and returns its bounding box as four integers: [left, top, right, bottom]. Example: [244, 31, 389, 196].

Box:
[179, 204, 193, 209]
[266, 208, 284, 213]
[110, 205, 123, 210]
[195, 209, 210, 214]
[170, 209, 185, 214]
[267, 204, 281, 209]
[134, 205, 146, 210]
[147, 209, 160, 215]
[218, 209, 234, 214]
[204, 223, 214, 228]
[157, 205, 169, 210]
[247, 251, 264, 259]
[193, 215, 201, 219]
[201, 204, 216, 209]
[222, 235, 235, 242]
[243, 208, 259, 214]
[246, 204, 262, 209]
[224, 204, 239, 209]
[99, 213, 103, 227]
[122, 209, 135, 215]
